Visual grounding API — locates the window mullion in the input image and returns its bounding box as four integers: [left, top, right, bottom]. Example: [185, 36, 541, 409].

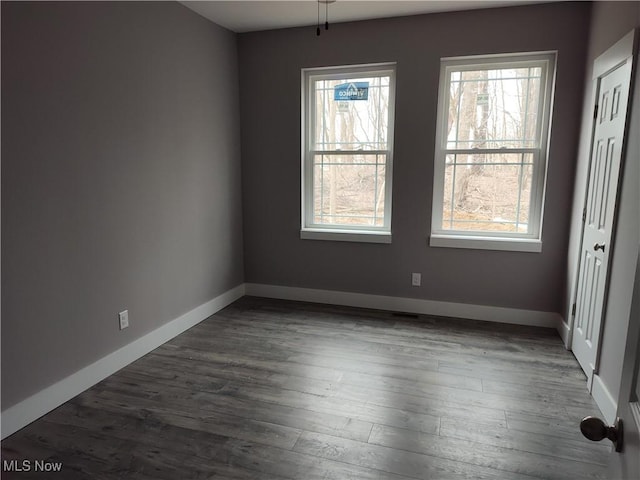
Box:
[515, 152, 525, 232]
[449, 156, 457, 229]
[444, 148, 538, 155]
[522, 66, 531, 148]
[320, 154, 325, 224]
[373, 154, 379, 226]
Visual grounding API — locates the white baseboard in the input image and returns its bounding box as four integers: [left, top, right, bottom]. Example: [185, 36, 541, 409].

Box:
[0, 284, 245, 440]
[592, 374, 618, 424]
[557, 318, 572, 349]
[244, 283, 561, 328]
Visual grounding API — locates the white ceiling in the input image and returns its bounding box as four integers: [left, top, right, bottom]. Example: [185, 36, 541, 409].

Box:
[180, 0, 553, 33]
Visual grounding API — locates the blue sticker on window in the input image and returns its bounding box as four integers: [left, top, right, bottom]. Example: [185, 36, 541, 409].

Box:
[334, 82, 369, 101]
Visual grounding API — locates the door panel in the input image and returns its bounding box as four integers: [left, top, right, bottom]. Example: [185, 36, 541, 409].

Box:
[571, 58, 633, 384]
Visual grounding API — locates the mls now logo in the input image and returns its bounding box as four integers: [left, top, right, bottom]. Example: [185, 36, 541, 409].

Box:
[3, 459, 63, 472]
[334, 82, 369, 101]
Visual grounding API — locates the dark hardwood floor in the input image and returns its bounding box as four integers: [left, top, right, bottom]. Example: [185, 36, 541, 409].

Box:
[1, 297, 610, 479]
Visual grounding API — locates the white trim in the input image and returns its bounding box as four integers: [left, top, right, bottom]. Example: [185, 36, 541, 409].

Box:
[244, 283, 560, 328]
[0, 284, 245, 440]
[301, 63, 396, 233]
[301, 229, 391, 244]
[429, 234, 542, 252]
[431, 51, 556, 243]
[442, 50, 561, 65]
[592, 374, 618, 425]
[593, 30, 635, 80]
[631, 402, 640, 433]
[557, 317, 571, 349]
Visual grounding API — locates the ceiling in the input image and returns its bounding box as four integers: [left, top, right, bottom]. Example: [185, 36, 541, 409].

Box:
[180, 0, 553, 33]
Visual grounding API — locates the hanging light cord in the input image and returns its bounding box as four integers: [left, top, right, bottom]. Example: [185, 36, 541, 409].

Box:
[317, 0, 332, 36]
[325, 1, 329, 30]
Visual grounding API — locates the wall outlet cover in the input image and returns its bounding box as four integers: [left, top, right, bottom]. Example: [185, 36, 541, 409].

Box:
[118, 310, 129, 330]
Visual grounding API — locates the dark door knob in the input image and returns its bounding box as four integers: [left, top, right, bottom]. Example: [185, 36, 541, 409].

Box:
[594, 243, 606, 252]
[580, 416, 623, 452]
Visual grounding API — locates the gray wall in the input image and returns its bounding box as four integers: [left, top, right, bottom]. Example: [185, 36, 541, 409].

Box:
[566, 1, 640, 412]
[239, 3, 590, 313]
[1, 2, 244, 409]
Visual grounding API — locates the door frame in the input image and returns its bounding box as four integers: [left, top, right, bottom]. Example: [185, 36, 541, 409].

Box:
[567, 30, 637, 380]
[607, 245, 640, 477]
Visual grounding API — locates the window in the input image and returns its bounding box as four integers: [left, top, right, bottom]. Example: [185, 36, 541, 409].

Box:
[301, 64, 396, 243]
[431, 52, 556, 252]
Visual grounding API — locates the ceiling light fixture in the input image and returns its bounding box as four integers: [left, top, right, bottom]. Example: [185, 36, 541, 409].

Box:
[317, 0, 336, 36]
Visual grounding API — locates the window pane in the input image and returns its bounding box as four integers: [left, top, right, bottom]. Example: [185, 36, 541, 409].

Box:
[447, 66, 542, 150]
[313, 154, 386, 226]
[442, 153, 533, 233]
[314, 76, 390, 151]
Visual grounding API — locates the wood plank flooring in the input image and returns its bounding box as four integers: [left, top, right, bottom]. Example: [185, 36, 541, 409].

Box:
[1, 297, 610, 479]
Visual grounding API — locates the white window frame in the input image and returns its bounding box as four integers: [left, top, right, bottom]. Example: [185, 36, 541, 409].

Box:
[430, 52, 556, 253]
[301, 63, 396, 244]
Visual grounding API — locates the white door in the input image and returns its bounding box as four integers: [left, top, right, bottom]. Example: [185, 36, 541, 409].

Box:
[580, 249, 640, 477]
[607, 248, 640, 478]
[571, 35, 634, 388]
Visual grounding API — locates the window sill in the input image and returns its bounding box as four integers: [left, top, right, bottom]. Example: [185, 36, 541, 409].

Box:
[301, 229, 391, 244]
[429, 234, 542, 252]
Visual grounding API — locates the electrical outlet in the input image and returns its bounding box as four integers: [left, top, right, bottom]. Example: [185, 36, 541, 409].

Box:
[411, 273, 422, 287]
[118, 310, 129, 330]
